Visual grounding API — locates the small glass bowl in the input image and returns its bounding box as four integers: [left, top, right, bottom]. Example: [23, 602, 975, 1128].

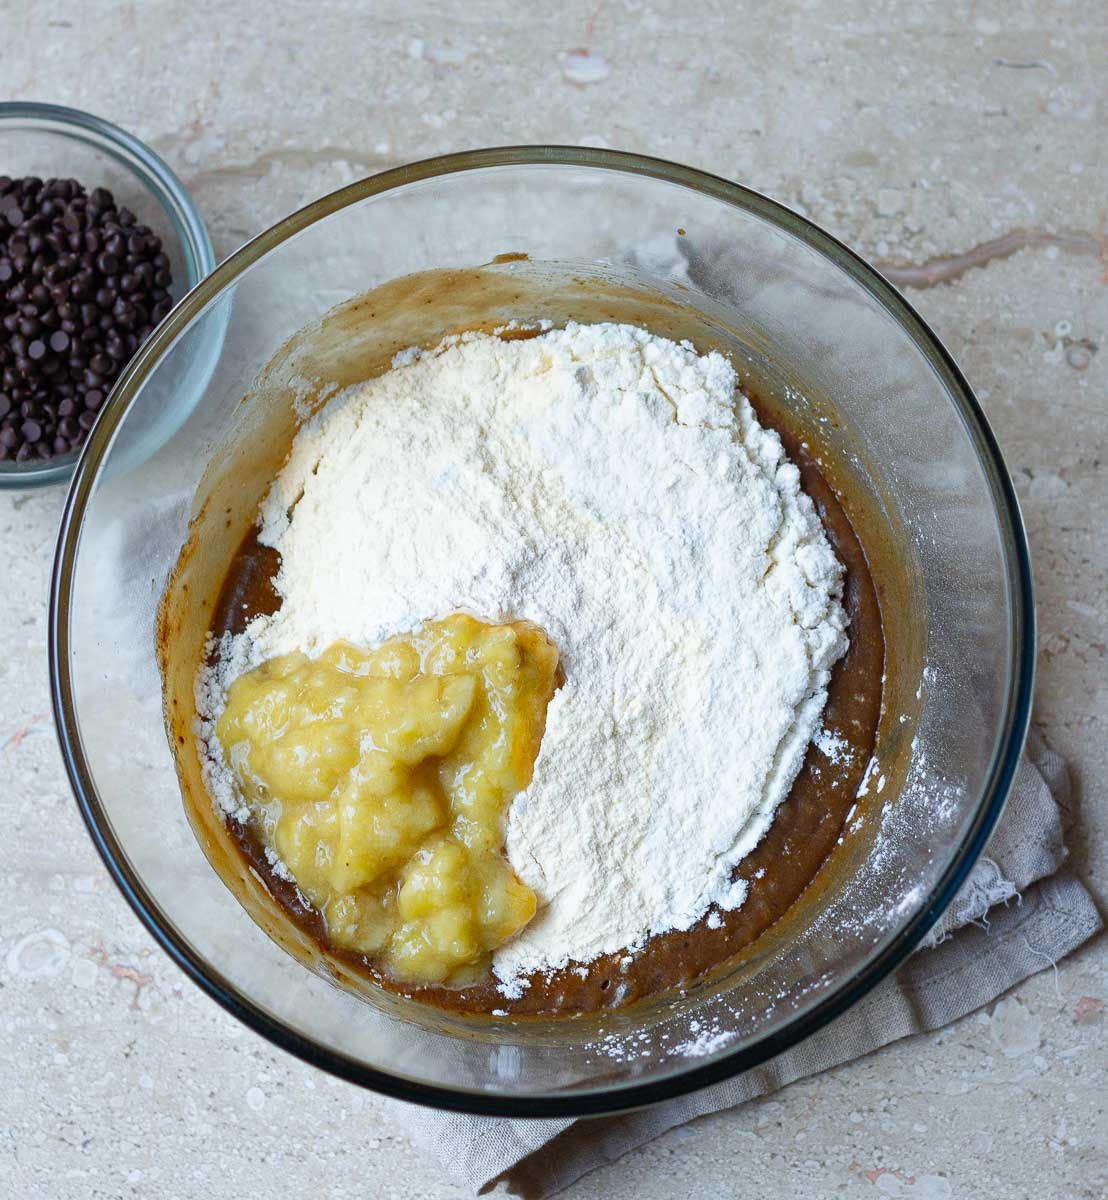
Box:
[0, 102, 216, 489]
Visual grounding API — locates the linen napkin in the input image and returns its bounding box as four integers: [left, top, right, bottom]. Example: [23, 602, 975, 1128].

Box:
[393, 729, 1102, 1197]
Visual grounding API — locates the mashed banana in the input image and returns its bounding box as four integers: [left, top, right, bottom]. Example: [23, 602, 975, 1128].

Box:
[215, 615, 559, 985]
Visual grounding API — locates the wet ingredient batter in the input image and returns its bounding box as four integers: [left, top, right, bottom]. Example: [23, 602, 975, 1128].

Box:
[205, 387, 884, 1017]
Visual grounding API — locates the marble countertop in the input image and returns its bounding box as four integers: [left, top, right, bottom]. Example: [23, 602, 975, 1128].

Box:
[2, 2, 1104, 1196]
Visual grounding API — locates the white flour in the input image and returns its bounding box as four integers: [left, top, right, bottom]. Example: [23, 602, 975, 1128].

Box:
[197, 322, 848, 991]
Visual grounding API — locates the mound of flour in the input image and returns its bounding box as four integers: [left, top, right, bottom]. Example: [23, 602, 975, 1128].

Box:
[199, 322, 848, 992]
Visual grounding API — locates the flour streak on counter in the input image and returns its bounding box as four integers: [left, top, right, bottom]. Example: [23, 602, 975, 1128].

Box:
[197, 323, 848, 992]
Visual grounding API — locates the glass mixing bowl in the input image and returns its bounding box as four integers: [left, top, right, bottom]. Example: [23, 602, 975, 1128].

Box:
[0, 102, 217, 489]
[50, 148, 1033, 1116]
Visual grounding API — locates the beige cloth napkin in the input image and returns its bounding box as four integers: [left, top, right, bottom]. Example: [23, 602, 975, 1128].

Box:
[390, 729, 1102, 1197]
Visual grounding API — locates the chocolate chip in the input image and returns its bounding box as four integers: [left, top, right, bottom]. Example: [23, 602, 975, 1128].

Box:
[0, 176, 174, 463]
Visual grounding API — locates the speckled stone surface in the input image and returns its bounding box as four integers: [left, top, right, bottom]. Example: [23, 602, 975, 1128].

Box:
[2, 2, 1105, 1196]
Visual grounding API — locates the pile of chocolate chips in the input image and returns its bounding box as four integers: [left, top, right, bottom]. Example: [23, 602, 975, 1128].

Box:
[0, 176, 173, 463]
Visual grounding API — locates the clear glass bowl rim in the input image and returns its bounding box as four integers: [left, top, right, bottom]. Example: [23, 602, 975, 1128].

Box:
[48, 146, 1035, 1117]
[0, 100, 217, 489]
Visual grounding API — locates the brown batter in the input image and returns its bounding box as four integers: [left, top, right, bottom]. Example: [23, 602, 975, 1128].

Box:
[205, 383, 884, 1018]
